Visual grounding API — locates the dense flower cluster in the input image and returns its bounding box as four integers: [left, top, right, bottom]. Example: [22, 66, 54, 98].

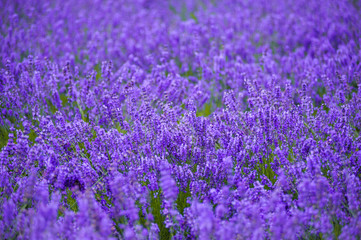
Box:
[1, 0, 361, 239]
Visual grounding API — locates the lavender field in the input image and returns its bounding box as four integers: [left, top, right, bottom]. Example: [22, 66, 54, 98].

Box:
[1, 0, 361, 239]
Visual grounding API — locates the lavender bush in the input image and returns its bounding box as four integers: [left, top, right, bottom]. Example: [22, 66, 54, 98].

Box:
[1, 0, 361, 239]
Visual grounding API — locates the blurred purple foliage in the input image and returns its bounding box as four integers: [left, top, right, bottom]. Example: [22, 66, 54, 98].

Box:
[1, 0, 361, 239]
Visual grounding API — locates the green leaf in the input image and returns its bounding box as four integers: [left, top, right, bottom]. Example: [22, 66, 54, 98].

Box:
[176, 184, 191, 215]
[196, 102, 212, 117]
[66, 188, 78, 212]
[150, 191, 170, 240]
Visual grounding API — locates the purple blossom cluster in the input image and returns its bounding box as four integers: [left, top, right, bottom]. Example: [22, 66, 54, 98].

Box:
[1, 0, 361, 239]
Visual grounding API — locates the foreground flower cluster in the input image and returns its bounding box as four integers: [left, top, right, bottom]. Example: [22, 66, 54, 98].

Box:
[1, 0, 361, 239]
